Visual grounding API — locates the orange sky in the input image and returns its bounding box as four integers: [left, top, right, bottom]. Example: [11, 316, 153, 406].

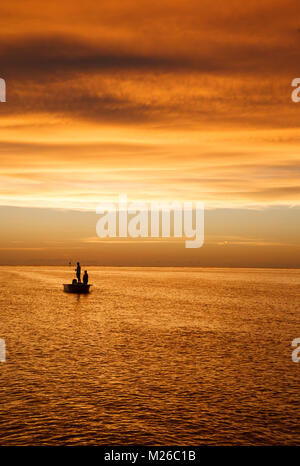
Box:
[0, 0, 299, 265]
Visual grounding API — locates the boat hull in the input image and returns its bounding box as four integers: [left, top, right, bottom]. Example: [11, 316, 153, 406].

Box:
[63, 283, 91, 294]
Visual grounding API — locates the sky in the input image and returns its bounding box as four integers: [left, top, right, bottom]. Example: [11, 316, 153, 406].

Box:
[0, 0, 299, 266]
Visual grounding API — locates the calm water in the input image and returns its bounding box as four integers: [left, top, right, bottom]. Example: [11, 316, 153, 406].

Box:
[0, 266, 299, 445]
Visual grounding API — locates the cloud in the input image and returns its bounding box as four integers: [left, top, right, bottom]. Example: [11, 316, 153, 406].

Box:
[1, 30, 300, 83]
[0, 0, 299, 215]
[0, 35, 195, 80]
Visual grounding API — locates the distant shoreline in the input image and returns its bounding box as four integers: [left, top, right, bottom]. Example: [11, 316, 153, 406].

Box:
[0, 264, 299, 270]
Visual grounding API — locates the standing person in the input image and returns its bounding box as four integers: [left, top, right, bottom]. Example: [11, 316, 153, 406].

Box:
[75, 262, 81, 282]
[83, 270, 88, 285]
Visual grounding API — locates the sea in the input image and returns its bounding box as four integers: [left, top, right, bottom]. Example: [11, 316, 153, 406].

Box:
[0, 266, 299, 445]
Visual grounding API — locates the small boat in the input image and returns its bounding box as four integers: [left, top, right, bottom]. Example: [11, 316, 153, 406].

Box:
[63, 282, 92, 294]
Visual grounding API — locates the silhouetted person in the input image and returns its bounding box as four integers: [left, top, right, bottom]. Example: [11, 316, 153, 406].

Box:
[83, 270, 88, 285]
[75, 262, 81, 282]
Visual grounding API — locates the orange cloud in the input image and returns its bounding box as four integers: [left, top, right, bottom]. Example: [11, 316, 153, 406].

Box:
[0, 0, 300, 264]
